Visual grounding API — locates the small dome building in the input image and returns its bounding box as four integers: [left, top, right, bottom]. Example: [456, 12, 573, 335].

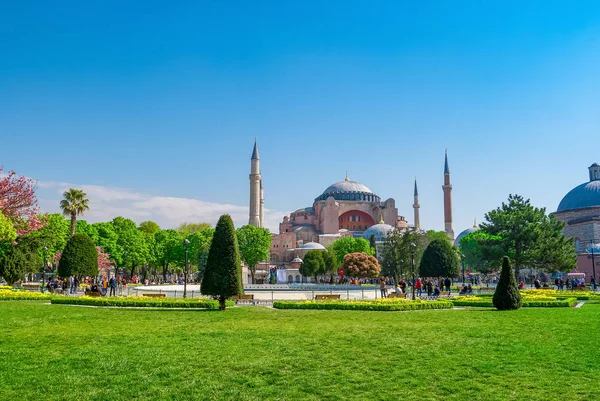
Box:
[454, 220, 479, 247]
[554, 163, 600, 280]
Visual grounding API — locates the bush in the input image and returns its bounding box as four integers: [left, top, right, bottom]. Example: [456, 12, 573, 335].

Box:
[58, 234, 98, 278]
[0, 285, 13, 290]
[50, 296, 233, 309]
[493, 256, 522, 310]
[0, 290, 51, 301]
[452, 295, 577, 308]
[273, 299, 453, 311]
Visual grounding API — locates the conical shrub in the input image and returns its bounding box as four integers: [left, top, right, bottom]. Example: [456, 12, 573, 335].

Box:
[493, 256, 522, 310]
[201, 214, 243, 310]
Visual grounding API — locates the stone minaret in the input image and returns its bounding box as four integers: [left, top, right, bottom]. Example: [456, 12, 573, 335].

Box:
[259, 178, 264, 229]
[443, 149, 454, 240]
[413, 178, 421, 230]
[249, 140, 261, 227]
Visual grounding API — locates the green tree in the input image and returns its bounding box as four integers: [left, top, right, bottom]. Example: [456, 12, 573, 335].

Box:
[459, 231, 503, 274]
[493, 256, 522, 310]
[177, 222, 212, 236]
[112, 217, 149, 277]
[57, 234, 98, 278]
[0, 245, 27, 284]
[0, 213, 17, 242]
[426, 230, 452, 243]
[75, 220, 99, 242]
[201, 214, 243, 310]
[60, 188, 90, 237]
[186, 228, 215, 282]
[419, 239, 459, 278]
[27, 213, 70, 257]
[300, 250, 325, 282]
[380, 228, 430, 283]
[92, 222, 119, 263]
[236, 225, 271, 283]
[481, 194, 577, 280]
[369, 234, 376, 252]
[152, 229, 183, 281]
[139, 221, 161, 235]
[329, 237, 374, 265]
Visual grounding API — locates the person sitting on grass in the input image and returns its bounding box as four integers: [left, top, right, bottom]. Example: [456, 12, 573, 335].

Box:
[459, 285, 467, 295]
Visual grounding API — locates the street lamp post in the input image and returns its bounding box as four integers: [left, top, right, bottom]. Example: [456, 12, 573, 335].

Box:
[591, 240, 597, 290]
[183, 239, 190, 298]
[461, 254, 465, 285]
[410, 243, 416, 300]
[41, 246, 48, 293]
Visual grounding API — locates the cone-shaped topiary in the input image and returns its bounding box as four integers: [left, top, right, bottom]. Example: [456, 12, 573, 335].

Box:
[493, 256, 522, 310]
[58, 234, 98, 278]
[201, 214, 243, 310]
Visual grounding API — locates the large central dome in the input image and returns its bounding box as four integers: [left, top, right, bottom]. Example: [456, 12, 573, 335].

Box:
[322, 180, 373, 196]
[314, 177, 380, 203]
[557, 181, 600, 212]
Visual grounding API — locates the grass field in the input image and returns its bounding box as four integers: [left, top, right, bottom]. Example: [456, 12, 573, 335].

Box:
[1, 302, 599, 401]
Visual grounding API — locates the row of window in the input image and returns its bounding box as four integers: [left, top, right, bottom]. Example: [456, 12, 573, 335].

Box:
[339, 214, 362, 223]
[273, 244, 290, 248]
[340, 224, 367, 231]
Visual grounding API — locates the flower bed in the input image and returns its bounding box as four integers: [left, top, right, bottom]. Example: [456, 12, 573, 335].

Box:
[451, 295, 578, 308]
[50, 296, 233, 309]
[520, 289, 600, 301]
[273, 298, 453, 311]
[0, 285, 13, 291]
[0, 290, 51, 301]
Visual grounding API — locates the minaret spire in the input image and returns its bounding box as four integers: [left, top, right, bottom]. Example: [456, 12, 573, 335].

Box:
[249, 140, 261, 227]
[413, 177, 421, 230]
[443, 149, 454, 240]
[259, 178, 264, 229]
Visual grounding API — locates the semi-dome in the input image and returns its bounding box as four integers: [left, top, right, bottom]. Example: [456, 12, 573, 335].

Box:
[557, 181, 600, 212]
[300, 242, 326, 250]
[362, 223, 393, 242]
[291, 257, 303, 263]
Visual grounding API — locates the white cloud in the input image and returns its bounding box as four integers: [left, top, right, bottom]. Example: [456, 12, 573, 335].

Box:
[36, 180, 287, 232]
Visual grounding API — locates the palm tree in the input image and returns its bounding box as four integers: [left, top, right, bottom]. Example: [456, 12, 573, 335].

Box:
[60, 188, 90, 237]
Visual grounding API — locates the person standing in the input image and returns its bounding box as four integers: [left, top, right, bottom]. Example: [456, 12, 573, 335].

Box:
[379, 278, 387, 298]
[68, 276, 74, 294]
[444, 277, 451, 292]
[109, 276, 117, 296]
[415, 278, 423, 297]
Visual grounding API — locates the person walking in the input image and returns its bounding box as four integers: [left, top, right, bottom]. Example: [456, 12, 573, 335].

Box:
[415, 278, 423, 297]
[69, 276, 74, 294]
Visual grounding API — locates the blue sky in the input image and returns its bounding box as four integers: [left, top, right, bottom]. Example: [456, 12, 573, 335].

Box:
[1, 1, 599, 232]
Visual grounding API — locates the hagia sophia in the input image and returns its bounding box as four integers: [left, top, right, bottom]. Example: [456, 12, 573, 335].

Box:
[245, 141, 600, 284]
[246, 140, 457, 283]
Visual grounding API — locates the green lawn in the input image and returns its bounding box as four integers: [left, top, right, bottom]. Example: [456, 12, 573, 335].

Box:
[1, 302, 599, 401]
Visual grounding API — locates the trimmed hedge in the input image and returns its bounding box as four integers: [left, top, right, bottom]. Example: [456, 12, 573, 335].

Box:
[0, 290, 51, 301]
[0, 285, 13, 291]
[50, 296, 233, 309]
[273, 300, 453, 311]
[452, 297, 578, 308]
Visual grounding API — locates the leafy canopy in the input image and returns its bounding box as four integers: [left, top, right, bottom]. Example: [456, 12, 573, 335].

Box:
[329, 236, 374, 265]
[480, 194, 576, 279]
[419, 238, 459, 278]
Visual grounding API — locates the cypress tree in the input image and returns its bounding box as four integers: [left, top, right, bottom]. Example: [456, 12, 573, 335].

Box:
[58, 234, 98, 278]
[369, 234, 377, 252]
[201, 214, 243, 310]
[492, 256, 522, 310]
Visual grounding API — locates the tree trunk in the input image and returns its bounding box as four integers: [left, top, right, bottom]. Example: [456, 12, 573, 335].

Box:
[250, 266, 255, 284]
[70, 212, 76, 237]
[163, 263, 168, 282]
[219, 295, 226, 310]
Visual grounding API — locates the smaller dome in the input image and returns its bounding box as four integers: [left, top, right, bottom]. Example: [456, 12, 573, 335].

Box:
[591, 162, 600, 167]
[455, 227, 478, 247]
[291, 257, 303, 263]
[363, 223, 393, 242]
[300, 242, 326, 250]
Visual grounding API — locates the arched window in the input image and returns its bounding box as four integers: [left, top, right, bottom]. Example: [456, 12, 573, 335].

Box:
[295, 275, 301, 283]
